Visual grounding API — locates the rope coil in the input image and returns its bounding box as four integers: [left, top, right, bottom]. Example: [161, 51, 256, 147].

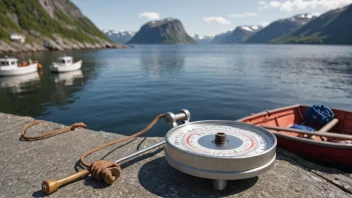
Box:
[89, 160, 121, 184]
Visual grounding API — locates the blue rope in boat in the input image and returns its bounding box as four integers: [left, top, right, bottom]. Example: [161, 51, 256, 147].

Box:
[291, 104, 335, 132]
[304, 104, 335, 127]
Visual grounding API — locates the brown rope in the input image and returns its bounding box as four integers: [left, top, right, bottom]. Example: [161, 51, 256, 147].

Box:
[21, 120, 87, 141]
[79, 114, 165, 167]
[21, 114, 165, 184]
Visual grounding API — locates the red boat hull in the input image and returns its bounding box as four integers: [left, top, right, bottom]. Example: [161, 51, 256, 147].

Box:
[238, 104, 352, 166]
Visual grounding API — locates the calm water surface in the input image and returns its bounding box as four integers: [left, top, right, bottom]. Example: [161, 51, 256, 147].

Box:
[1, 45, 351, 136]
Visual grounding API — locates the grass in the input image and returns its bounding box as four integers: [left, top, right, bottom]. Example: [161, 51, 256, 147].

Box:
[75, 17, 110, 41]
[5, 0, 59, 36]
[162, 30, 196, 44]
[270, 33, 327, 44]
[0, 0, 110, 44]
[0, 28, 10, 41]
[55, 10, 74, 25]
[0, 1, 21, 34]
[0, 13, 21, 31]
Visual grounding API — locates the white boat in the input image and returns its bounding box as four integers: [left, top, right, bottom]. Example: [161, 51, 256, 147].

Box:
[0, 57, 38, 77]
[49, 56, 82, 73]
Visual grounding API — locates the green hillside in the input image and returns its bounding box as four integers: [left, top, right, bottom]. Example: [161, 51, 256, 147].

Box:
[0, 0, 111, 46]
[271, 5, 352, 44]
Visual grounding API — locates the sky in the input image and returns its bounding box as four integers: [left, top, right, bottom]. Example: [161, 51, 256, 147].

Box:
[71, 0, 352, 36]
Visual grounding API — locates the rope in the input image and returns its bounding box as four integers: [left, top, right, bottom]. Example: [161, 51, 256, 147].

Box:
[21, 120, 87, 141]
[79, 114, 165, 167]
[21, 114, 165, 184]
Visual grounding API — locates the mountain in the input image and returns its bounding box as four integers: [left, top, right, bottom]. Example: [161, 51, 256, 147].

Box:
[211, 25, 263, 44]
[191, 34, 215, 44]
[210, 31, 232, 44]
[272, 4, 352, 44]
[103, 30, 135, 44]
[246, 14, 319, 44]
[128, 18, 196, 44]
[0, 0, 125, 53]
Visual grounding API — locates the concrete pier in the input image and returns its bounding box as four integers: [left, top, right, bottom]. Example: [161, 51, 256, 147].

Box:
[0, 113, 351, 197]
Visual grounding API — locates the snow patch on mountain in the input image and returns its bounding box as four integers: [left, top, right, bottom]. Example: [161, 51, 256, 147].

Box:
[289, 13, 319, 24]
[103, 29, 135, 44]
[241, 26, 253, 32]
[239, 25, 263, 32]
[191, 34, 215, 44]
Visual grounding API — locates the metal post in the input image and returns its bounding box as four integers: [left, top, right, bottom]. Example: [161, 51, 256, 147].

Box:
[115, 140, 166, 164]
[213, 179, 227, 190]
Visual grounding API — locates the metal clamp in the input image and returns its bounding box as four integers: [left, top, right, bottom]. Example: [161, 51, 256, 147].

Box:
[165, 109, 191, 128]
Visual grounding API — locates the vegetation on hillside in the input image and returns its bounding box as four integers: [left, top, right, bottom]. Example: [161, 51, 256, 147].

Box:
[270, 33, 326, 44]
[128, 19, 196, 44]
[163, 30, 196, 44]
[270, 6, 351, 44]
[0, 0, 110, 43]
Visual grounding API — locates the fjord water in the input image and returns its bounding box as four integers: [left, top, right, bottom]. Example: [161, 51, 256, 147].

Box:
[0, 45, 351, 136]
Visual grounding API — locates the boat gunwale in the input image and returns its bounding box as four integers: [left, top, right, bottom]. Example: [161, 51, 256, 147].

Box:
[269, 130, 352, 149]
[237, 104, 352, 148]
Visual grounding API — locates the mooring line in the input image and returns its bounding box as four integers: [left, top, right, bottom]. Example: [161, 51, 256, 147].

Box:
[21, 114, 166, 194]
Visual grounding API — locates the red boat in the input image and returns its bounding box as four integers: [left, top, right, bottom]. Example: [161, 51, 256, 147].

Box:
[238, 104, 352, 166]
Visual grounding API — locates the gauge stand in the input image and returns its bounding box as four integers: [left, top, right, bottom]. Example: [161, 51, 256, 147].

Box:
[165, 111, 233, 190]
[213, 132, 228, 190]
[213, 179, 227, 190]
[164, 109, 277, 191]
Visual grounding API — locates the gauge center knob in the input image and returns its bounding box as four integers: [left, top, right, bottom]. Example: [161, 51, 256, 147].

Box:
[215, 132, 227, 145]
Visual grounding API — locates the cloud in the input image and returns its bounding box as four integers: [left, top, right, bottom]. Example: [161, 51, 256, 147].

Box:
[259, 0, 352, 12]
[139, 12, 160, 20]
[228, 12, 258, 18]
[258, 1, 267, 5]
[202, 16, 231, 25]
[259, 1, 281, 10]
[269, 1, 281, 8]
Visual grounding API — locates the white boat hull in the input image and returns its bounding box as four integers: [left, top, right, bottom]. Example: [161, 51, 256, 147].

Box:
[49, 60, 82, 73]
[0, 64, 38, 77]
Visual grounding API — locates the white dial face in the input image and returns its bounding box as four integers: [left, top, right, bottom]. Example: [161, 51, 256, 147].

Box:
[167, 124, 274, 157]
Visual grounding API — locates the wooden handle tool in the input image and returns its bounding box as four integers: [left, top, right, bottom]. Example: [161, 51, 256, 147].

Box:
[42, 170, 89, 194]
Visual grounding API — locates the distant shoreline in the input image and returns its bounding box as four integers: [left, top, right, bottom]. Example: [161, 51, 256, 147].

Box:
[0, 40, 128, 54]
[2, 43, 352, 55]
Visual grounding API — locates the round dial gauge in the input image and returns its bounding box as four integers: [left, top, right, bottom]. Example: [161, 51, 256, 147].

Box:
[164, 114, 277, 190]
[166, 121, 275, 158]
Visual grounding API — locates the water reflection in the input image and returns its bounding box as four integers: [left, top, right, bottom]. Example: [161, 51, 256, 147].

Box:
[0, 50, 98, 117]
[140, 51, 185, 79]
[51, 70, 84, 86]
[0, 72, 40, 93]
[258, 48, 352, 98]
[1, 45, 352, 136]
